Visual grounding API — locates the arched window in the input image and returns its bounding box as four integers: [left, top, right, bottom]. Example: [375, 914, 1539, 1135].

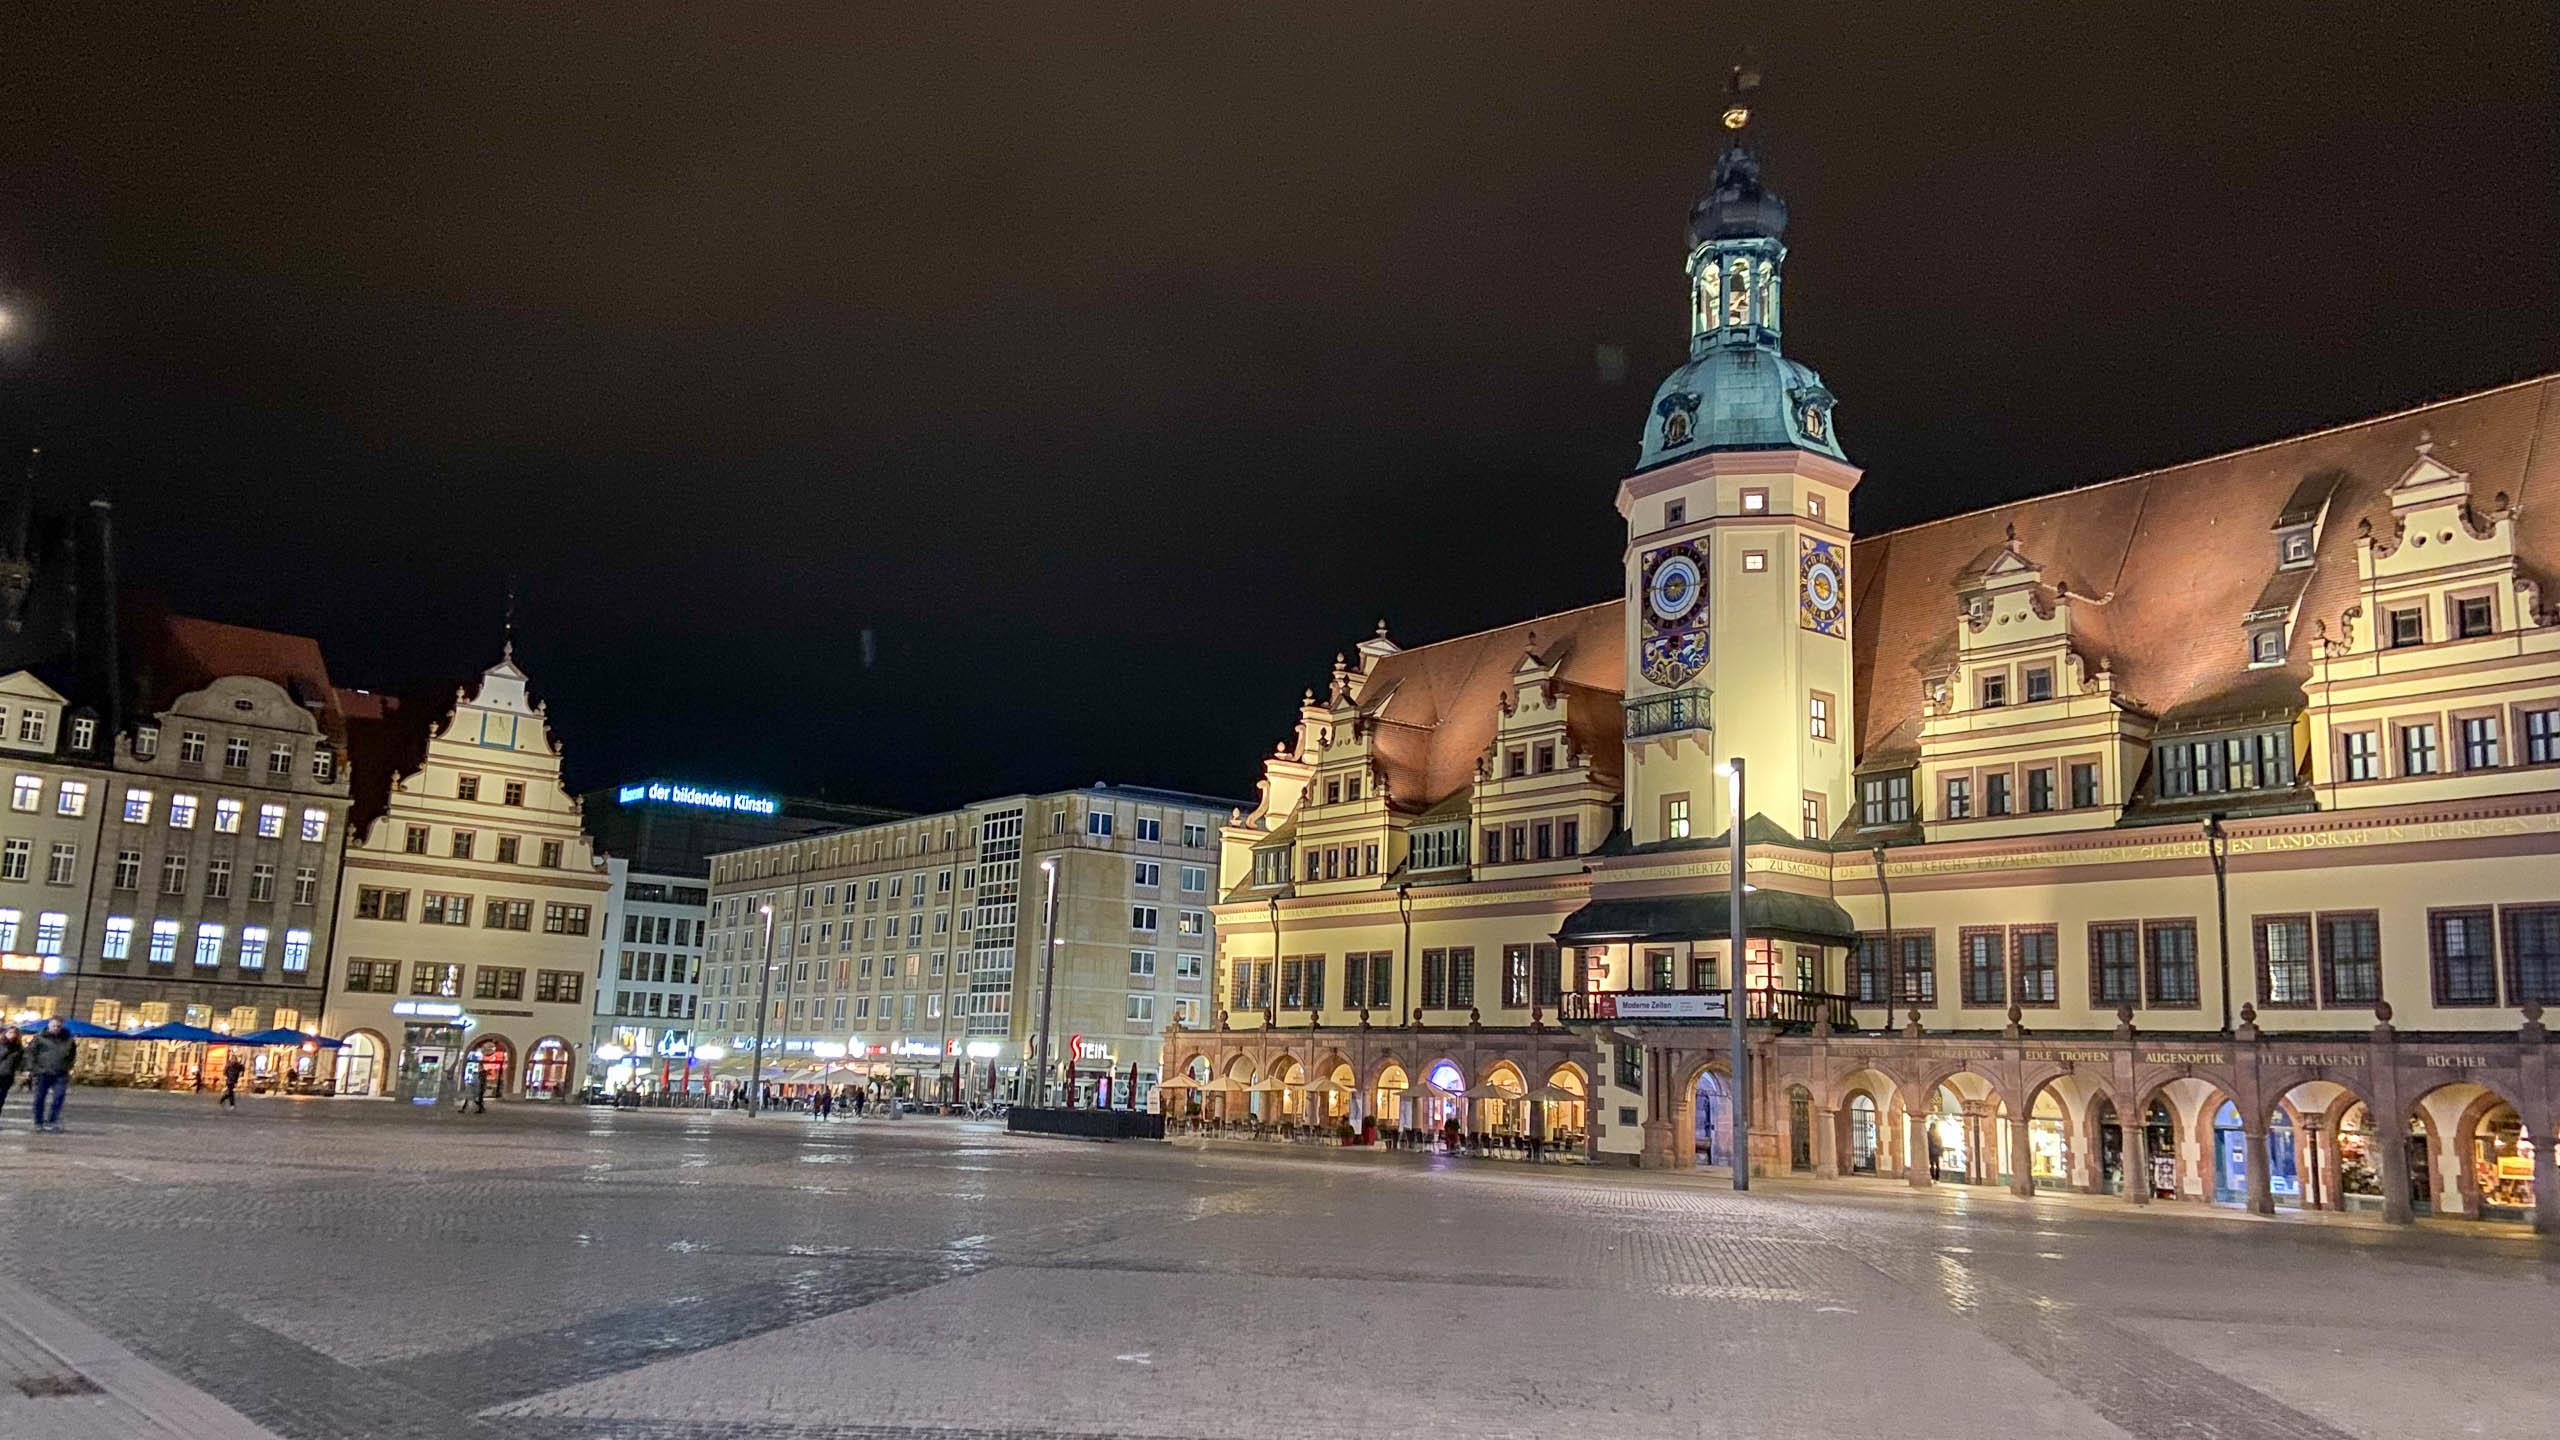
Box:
[1725, 261, 1752, 327]
[1756, 260, 1776, 331]
[1697, 261, 1720, 332]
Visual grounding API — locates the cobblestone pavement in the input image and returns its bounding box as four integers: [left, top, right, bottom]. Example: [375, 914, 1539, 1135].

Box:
[1, 1091, 2551, 1439]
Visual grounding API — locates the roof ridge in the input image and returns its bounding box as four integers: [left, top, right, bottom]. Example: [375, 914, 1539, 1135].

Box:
[1382, 599, 1619, 659]
[1866, 370, 2560, 544]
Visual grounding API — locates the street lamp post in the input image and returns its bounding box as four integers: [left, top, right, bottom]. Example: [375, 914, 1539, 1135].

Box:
[1397, 882, 1413, 1025]
[1719, 757, 1749, 1192]
[2206, 814, 2235, 1034]
[1031, 856, 1061, 1107]
[748, 902, 776, 1115]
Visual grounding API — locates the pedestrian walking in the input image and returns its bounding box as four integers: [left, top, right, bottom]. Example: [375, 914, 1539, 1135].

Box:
[853, 1089, 867, 1119]
[221, 1056, 245, 1108]
[28, 1018, 77, 1132]
[0, 1023, 24, 1118]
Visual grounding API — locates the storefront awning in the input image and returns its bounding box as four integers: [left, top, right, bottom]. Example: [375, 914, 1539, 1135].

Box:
[1554, 891, 1858, 947]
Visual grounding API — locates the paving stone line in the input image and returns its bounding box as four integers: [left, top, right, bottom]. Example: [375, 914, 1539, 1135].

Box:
[1843, 1239, 2360, 1440]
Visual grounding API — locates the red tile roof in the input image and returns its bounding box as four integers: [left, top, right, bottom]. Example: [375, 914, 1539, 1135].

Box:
[1341, 373, 2559, 804]
[124, 610, 345, 743]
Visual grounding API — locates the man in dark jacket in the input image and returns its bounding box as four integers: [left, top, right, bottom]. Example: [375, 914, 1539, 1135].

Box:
[28, 1019, 76, 1132]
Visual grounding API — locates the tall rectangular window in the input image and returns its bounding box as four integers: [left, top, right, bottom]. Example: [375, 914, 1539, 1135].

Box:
[1984, 773, 2012, 817]
[2070, 763, 2100, 809]
[1897, 933, 1936, 1007]
[2430, 908, 2498, 1006]
[2318, 911, 2381, 1008]
[2505, 905, 2560, 1007]
[2011, 926, 2057, 1006]
[1420, 949, 1448, 1009]
[1501, 944, 1530, 1008]
[1447, 947, 1474, 1008]
[1944, 776, 1972, 819]
[2090, 923, 2141, 1007]
[2144, 920, 2200, 1007]
[1960, 929, 2005, 1006]
[1852, 935, 1893, 1005]
[1532, 943, 1562, 1007]
[1341, 952, 1367, 1010]
[2254, 914, 2315, 1008]
[1369, 950, 1394, 1010]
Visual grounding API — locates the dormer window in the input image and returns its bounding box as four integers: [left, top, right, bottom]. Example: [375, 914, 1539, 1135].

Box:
[2248, 627, 2284, 666]
[2388, 608, 2425, 648]
[2281, 530, 2313, 566]
[1506, 747, 1527, 777]
[1324, 778, 1341, 805]
[1979, 674, 2008, 709]
[1343, 774, 1361, 801]
[2023, 667, 2054, 702]
[2455, 594, 2494, 639]
[69, 717, 95, 751]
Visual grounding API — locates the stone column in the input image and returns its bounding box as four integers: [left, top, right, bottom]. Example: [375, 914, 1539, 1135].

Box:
[2242, 1125, 2275, 1216]
[1814, 1105, 1841, 1179]
[2121, 1111, 2151, 1205]
[2372, 1017, 2414, 1224]
[2534, 1132, 2559, 1237]
[2008, 1110, 2035, 1197]
[1905, 1109, 1932, 1189]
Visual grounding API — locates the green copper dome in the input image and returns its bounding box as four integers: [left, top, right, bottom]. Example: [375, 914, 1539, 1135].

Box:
[1635, 125, 1844, 472]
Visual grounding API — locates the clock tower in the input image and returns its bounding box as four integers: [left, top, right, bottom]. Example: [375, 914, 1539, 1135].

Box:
[1616, 72, 1861, 845]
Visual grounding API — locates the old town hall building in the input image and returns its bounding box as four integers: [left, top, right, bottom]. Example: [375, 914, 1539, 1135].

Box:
[1185, 99, 2560, 1231]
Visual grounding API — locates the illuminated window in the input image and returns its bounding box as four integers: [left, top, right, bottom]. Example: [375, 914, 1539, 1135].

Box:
[1743, 550, 1768, 573]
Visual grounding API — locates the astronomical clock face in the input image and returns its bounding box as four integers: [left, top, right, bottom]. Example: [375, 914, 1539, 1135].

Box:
[1799, 536, 1848, 637]
[1647, 550, 1702, 625]
[1639, 541, 1710, 687]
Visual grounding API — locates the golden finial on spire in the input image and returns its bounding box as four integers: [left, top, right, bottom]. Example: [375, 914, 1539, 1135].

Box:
[1722, 62, 1760, 131]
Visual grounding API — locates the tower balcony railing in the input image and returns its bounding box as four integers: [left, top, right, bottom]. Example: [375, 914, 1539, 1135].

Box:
[1625, 687, 1713, 740]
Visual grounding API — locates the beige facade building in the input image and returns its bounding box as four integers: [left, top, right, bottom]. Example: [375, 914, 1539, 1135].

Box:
[3, 600, 357, 1091]
[323, 647, 605, 1101]
[705, 785, 1236, 1104]
[1185, 109, 2560, 1231]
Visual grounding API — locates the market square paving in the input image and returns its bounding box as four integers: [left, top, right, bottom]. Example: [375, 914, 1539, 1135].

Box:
[1, 1091, 2552, 1440]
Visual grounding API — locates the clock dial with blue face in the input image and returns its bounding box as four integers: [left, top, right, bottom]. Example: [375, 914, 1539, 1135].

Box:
[1799, 536, 1848, 637]
[1648, 552, 1703, 625]
[1638, 541, 1710, 687]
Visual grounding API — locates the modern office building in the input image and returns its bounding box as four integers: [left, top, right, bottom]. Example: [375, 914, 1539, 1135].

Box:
[1188, 95, 2560, 1231]
[581, 779, 900, 1092]
[323, 646, 606, 1101]
[704, 784, 1241, 1104]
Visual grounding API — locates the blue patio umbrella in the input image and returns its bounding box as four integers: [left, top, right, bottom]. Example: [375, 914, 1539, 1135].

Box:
[129, 1022, 231, 1044]
[234, 1027, 343, 1048]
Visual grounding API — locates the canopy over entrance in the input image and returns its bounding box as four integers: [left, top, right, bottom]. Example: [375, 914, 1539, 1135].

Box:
[1554, 890, 1857, 947]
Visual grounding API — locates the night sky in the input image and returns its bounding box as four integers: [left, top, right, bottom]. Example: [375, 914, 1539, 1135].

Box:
[6, 4, 2556, 813]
